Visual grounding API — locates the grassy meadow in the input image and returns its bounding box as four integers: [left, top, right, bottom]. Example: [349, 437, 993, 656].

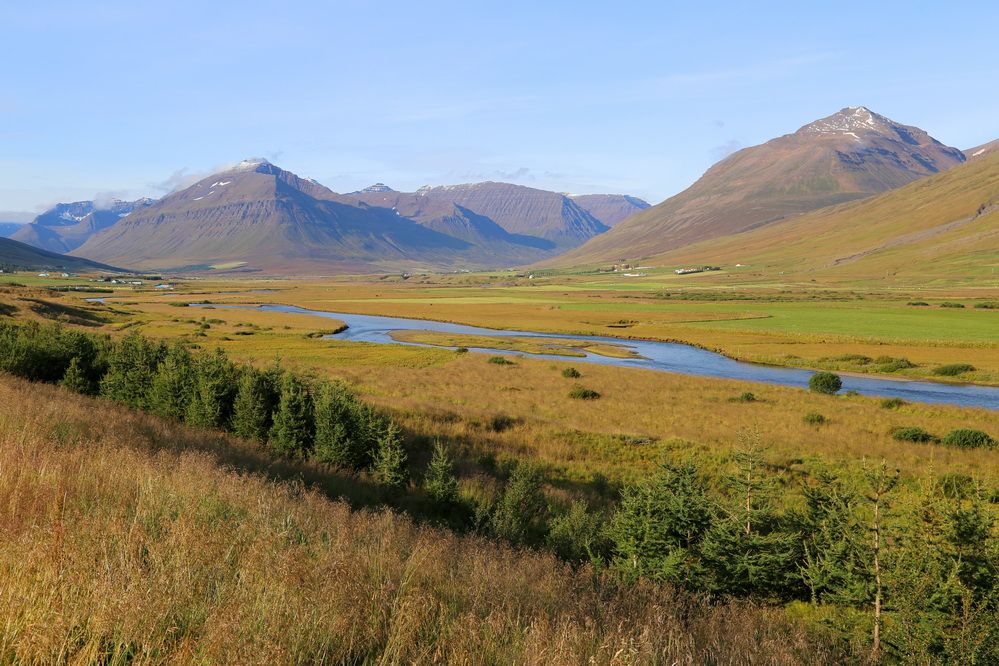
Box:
[0, 268, 996, 663]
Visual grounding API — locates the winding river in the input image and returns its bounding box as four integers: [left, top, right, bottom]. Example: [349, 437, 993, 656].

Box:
[219, 304, 999, 410]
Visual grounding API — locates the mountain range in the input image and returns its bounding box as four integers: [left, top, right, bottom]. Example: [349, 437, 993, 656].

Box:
[550, 107, 968, 265]
[11, 199, 154, 254]
[6, 106, 995, 276]
[69, 162, 639, 273]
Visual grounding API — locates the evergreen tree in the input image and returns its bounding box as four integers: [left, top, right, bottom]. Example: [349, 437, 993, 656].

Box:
[548, 500, 606, 564]
[268, 372, 314, 456]
[423, 440, 459, 504]
[699, 443, 799, 600]
[312, 380, 363, 468]
[99, 331, 165, 410]
[230, 368, 275, 443]
[148, 342, 194, 420]
[609, 461, 714, 585]
[490, 461, 546, 545]
[185, 348, 237, 429]
[370, 423, 408, 488]
[60, 356, 91, 394]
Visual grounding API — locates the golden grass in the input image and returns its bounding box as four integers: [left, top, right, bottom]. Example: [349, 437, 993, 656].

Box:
[0, 377, 850, 664]
[390, 329, 639, 358]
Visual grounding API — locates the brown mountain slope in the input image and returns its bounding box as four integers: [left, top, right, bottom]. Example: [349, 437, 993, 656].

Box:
[569, 194, 651, 227]
[550, 107, 966, 266]
[0, 236, 121, 272]
[73, 160, 484, 273]
[347, 182, 608, 250]
[12, 199, 154, 253]
[652, 150, 999, 284]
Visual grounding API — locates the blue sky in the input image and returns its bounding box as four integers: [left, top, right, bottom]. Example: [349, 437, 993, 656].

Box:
[2, 1, 998, 213]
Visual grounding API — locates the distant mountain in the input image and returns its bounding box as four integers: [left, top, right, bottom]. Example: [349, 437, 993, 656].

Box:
[652, 150, 999, 283]
[72, 160, 557, 272]
[0, 223, 24, 238]
[12, 198, 155, 253]
[552, 106, 967, 265]
[569, 194, 650, 227]
[966, 139, 999, 159]
[0, 236, 120, 272]
[347, 182, 608, 250]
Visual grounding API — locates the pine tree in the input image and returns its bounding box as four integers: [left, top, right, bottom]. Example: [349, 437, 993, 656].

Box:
[370, 423, 408, 489]
[230, 368, 275, 443]
[185, 348, 237, 429]
[99, 331, 165, 410]
[148, 342, 194, 420]
[609, 461, 714, 585]
[60, 356, 90, 394]
[699, 438, 799, 600]
[268, 372, 314, 456]
[490, 461, 546, 545]
[423, 440, 458, 504]
[312, 380, 363, 468]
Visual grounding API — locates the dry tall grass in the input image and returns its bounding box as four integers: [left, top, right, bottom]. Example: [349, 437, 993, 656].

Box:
[0, 377, 852, 664]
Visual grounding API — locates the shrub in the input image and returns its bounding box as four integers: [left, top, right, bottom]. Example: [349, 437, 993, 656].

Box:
[907, 301, 930, 306]
[423, 441, 459, 504]
[940, 429, 996, 449]
[455, 347, 469, 354]
[808, 372, 842, 395]
[821, 354, 871, 364]
[561, 367, 581, 378]
[728, 392, 757, 403]
[891, 426, 936, 443]
[802, 412, 826, 425]
[370, 423, 409, 489]
[973, 302, 998, 309]
[880, 398, 906, 409]
[939, 302, 965, 308]
[932, 363, 975, 376]
[488, 356, 514, 365]
[874, 356, 915, 371]
[568, 385, 601, 400]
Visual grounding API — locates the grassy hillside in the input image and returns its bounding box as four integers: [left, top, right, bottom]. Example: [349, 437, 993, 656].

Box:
[0, 237, 120, 272]
[0, 376, 845, 664]
[652, 152, 999, 285]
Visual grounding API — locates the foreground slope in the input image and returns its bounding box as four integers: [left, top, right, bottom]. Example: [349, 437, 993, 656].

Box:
[0, 377, 841, 664]
[655, 150, 999, 283]
[0, 236, 119, 272]
[554, 107, 966, 265]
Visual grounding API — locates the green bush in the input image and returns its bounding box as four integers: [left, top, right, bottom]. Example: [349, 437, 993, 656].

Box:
[729, 392, 757, 403]
[802, 412, 826, 425]
[939, 302, 965, 308]
[932, 363, 975, 376]
[907, 301, 930, 306]
[455, 347, 469, 354]
[568, 385, 601, 400]
[488, 356, 514, 365]
[891, 426, 936, 443]
[874, 356, 915, 371]
[880, 398, 906, 409]
[940, 429, 996, 449]
[808, 372, 842, 395]
[561, 367, 581, 378]
[973, 302, 998, 309]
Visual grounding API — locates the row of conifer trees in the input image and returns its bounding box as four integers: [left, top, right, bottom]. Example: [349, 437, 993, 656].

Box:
[0, 321, 408, 485]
